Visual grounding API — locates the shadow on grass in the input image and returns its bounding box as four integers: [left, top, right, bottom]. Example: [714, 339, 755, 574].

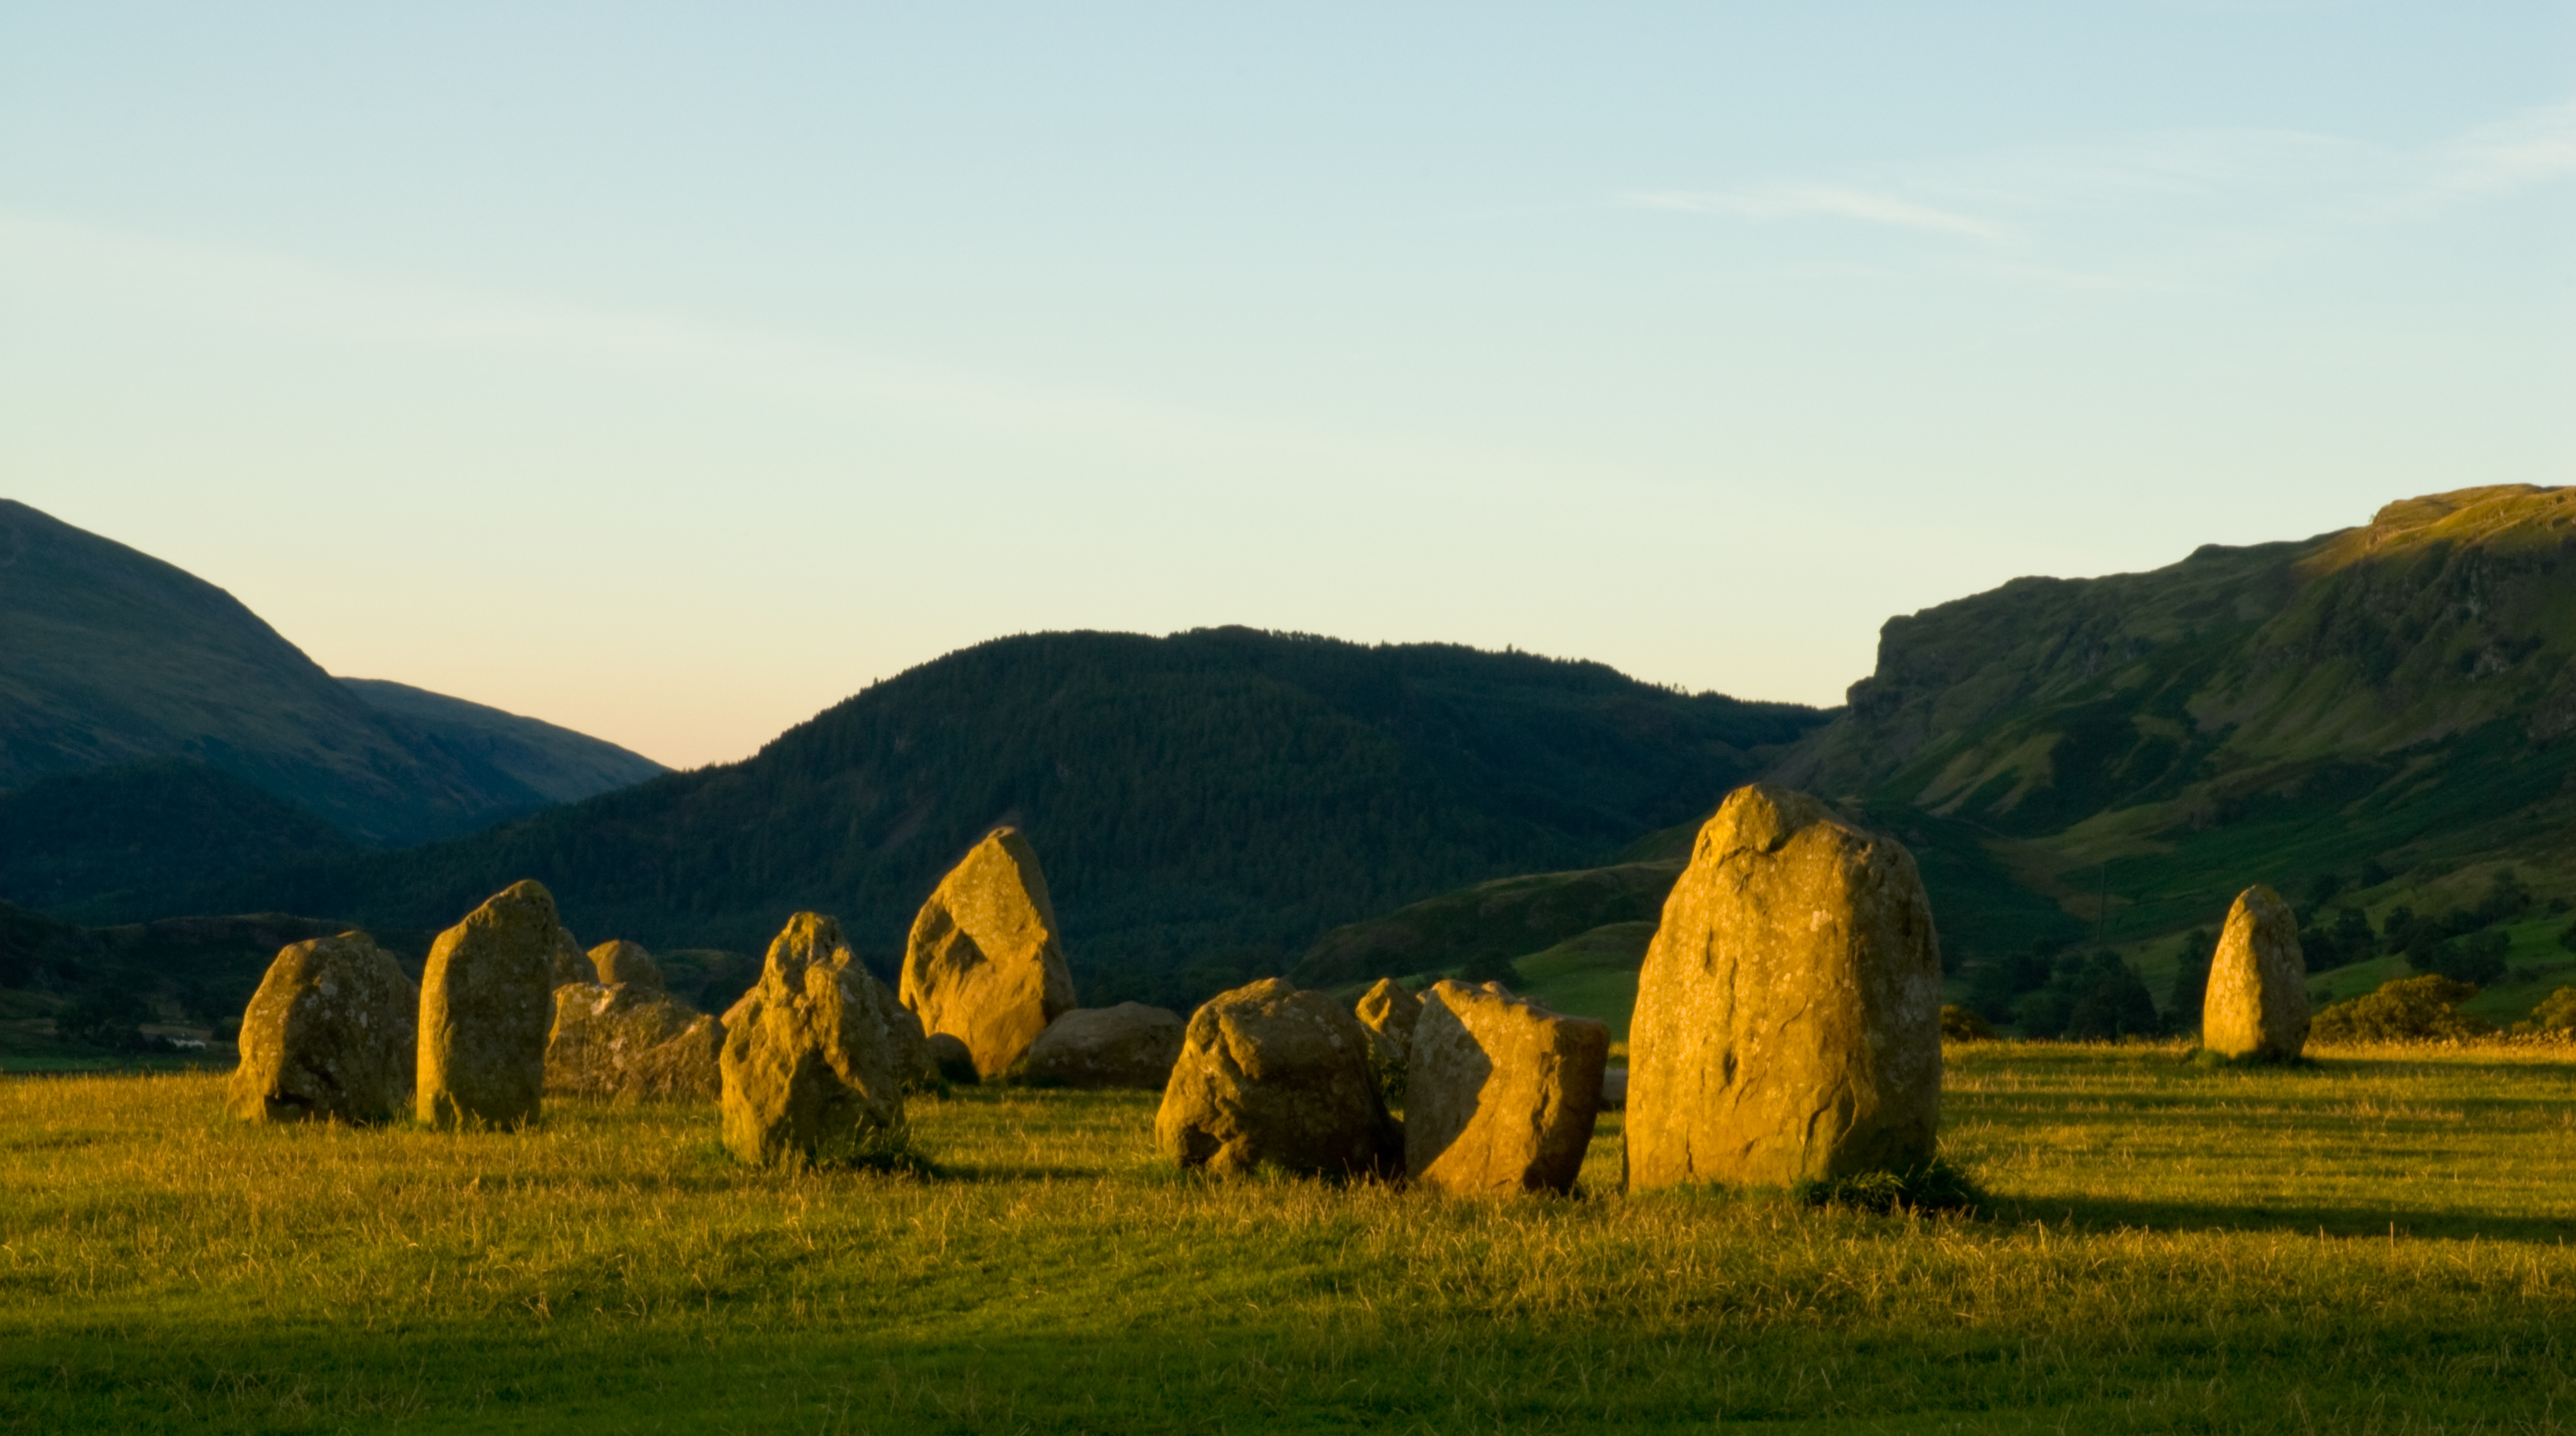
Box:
[1998, 1191, 2576, 1243]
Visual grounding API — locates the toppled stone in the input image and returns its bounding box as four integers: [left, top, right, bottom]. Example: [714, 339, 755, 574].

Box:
[1155, 978, 1400, 1177]
[720, 913, 910, 1167]
[1354, 977, 1420, 1073]
[1404, 980, 1608, 1195]
[2201, 885, 2311, 1060]
[587, 940, 665, 995]
[418, 881, 568, 1128]
[899, 828, 1077, 1076]
[226, 932, 416, 1123]
[1018, 1003, 1185, 1089]
[546, 980, 721, 1102]
[1625, 784, 1943, 1190]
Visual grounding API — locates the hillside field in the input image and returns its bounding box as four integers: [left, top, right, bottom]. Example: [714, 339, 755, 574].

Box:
[7, 1043, 2576, 1433]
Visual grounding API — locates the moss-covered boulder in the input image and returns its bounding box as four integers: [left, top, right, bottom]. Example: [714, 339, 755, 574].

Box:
[899, 828, 1078, 1077]
[1625, 784, 1942, 1191]
[227, 932, 416, 1123]
[1156, 978, 1399, 1177]
[719, 913, 910, 1167]
[1018, 1002, 1185, 1089]
[418, 881, 566, 1128]
[1404, 980, 1607, 1195]
[2201, 885, 2309, 1060]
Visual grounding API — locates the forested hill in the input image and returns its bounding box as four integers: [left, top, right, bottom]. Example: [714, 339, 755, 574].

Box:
[180, 628, 1827, 1002]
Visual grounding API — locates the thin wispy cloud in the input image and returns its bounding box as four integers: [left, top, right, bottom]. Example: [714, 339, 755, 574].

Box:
[2430, 100, 2576, 196]
[1629, 186, 2012, 241]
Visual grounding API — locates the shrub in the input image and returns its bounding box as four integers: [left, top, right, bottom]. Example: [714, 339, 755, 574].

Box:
[1794, 1159, 1985, 1217]
[2519, 986, 2576, 1036]
[2168, 929, 2213, 1016]
[2411, 929, 2508, 987]
[2311, 975, 2494, 1044]
[1940, 1004, 1996, 1042]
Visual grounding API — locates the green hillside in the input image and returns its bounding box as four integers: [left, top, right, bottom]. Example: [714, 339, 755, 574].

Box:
[0, 500, 664, 847]
[165, 628, 1826, 1010]
[1311, 487, 2576, 1038]
[0, 760, 359, 919]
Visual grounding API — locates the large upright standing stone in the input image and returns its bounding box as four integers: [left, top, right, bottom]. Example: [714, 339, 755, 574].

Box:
[1155, 978, 1400, 1177]
[418, 881, 566, 1127]
[720, 913, 911, 1167]
[228, 932, 417, 1123]
[2201, 885, 2309, 1060]
[1625, 784, 1942, 1190]
[899, 828, 1077, 1076]
[1405, 980, 1609, 1195]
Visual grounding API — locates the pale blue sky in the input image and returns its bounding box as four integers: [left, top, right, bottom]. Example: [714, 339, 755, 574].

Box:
[4, 3, 2571, 767]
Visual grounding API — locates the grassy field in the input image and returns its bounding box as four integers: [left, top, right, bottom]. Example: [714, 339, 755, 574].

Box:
[7, 1042, 2576, 1433]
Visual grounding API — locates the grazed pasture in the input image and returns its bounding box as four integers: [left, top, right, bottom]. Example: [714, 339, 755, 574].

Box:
[5, 1041, 2575, 1433]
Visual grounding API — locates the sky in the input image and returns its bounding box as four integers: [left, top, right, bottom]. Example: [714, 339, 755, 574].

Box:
[3, 3, 2571, 770]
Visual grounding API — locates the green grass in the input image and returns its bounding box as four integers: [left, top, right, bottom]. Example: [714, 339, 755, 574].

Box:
[7, 1042, 2576, 1432]
[1510, 920, 1651, 1038]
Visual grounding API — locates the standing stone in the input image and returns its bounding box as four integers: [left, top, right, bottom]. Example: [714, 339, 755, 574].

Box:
[1156, 978, 1400, 1177]
[546, 972, 721, 1103]
[418, 881, 566, 1128]
[1354, 977, 1420, 1073]
[588, 940, 665, 994]
[899, 828, 1077, 1076]
[227, 932, 417, 1123]
[2201, 885, 2310, 1061]
[720, 913, 910, 1167]
[927, 1032, 979, 1085]
[1406, 980, 1609, 1195]
[1018, 1003, 1186, 1089]
[1625, 784, 1942, 1191]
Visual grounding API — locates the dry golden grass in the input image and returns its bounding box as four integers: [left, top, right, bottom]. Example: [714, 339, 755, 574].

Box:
[4, 1040, 2575, 1432]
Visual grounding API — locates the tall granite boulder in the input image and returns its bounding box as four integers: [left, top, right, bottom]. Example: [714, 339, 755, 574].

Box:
[720, 913, 911, 1167]
[1355, 977, 1420, 1073]
[900, 828, 1078, 1076]
[588, 940, 665, 994]
[1018, 1002, 1186, 1089]
[2202, 885, 2310, 1061]
[1625, 784, 1942, 1191]
[418, 881, 567, 1128]
[1405, 980, 1609, 1195]
[546, 946, 721, 1103]
[227, 932, 417, 1123]
[1156, 978, 1400, 1177]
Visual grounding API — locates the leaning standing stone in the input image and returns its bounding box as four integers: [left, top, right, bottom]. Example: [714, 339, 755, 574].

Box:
[1405, 980, 1608, 1195]
[1018, 1002, 1186, 1089]
[1156, 978, 1400, 1177]
[418, 881, 567, 1127]
[228, 932, 416, 1123]
[900, 827, 1078, 1077]
[2201, 885, 2309, 1061]
[720, 913, 910, 1167]
[1625, 784, 1942, 1191]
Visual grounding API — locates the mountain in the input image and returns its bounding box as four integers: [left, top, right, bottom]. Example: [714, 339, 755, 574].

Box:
[0, 499, 665, 849]
[174, 628, 1830, 1007]
[1296, 486, 2576, 1037]
[337, 678, 666, 805]
[1774, 484, 2576, 961]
